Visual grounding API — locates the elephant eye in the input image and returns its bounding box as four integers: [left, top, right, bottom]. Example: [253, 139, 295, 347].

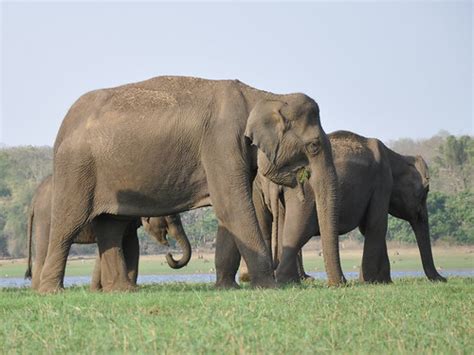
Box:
[306, 140, 321, 156]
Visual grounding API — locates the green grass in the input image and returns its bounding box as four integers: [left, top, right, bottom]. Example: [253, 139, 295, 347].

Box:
[0, 278, 472, 353]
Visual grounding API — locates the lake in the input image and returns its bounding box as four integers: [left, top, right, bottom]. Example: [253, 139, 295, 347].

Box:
[1, 270, 473, 288]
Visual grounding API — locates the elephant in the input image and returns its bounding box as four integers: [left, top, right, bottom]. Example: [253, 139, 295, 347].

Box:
[25, 175, 191, 291]
[241, 130, 446, 283]
[38, 75, 344, 293]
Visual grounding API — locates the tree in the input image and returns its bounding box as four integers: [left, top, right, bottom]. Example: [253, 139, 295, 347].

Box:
[433, 135, 473, 193]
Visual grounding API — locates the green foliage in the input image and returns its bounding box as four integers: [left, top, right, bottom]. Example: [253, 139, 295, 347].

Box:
[0, 147, 52, 257]
[297, 167, 311, 183]
[1, 279, 472, 353]
[387, 191, 474, 245]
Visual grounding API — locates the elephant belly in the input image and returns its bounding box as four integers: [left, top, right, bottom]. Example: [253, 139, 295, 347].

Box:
[87, 109, 213, 217]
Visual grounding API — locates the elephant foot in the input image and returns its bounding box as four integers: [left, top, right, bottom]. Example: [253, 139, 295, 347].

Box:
[215, 279, 240, 289]
[251, 275, 277, 289]
[428, 273, 447, 283]
[276, 276, 300, 286]
[101, 282, 138, 293]
[360, 276, 392, 284]
[89, 283, 103, 292]
[37, 284, 65, 294]
[276, 269, 300, 285]
[327, 274, 347, 287]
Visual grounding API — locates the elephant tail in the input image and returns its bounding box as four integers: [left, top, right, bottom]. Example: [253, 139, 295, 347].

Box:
[24, 207, 34, 279]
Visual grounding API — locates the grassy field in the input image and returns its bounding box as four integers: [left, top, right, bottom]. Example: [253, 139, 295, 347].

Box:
[0, 246, 472, 278]
[0, 278, 472, 353]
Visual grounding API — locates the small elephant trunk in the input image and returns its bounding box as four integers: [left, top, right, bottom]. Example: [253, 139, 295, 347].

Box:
[410, 206, 446, 282]
[166, 223, 192, 269]
[310, 153, 346, 286]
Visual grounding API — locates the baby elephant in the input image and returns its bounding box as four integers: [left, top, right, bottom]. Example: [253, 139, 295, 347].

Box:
[247, 130, 446, 284]
[25, 175, 191, 291]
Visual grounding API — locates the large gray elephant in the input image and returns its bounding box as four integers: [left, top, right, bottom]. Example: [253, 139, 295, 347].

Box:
[25, 175, 191, 291]
[245, 130, 446, 283]
[38, 76, 344, 293]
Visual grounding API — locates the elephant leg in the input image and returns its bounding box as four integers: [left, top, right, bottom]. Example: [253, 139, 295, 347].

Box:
[31, 224, 50, 290]
[38, 212, 86, 293]
[38, 159, 95, 293]
[93, 215, 136, 292]
[360, 194, 391, 284]
[122, 225, 140, 285]
[215, 225, 241, 289]
[275, 195, 314, 284]
[204, 163, 274, 288]
[90, 253, 102, 291]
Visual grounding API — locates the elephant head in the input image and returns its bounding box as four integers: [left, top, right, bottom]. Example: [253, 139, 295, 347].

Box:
[389, 155, 446, 282]
[141, 215, 192, 269]
[245, 94, 345, 285]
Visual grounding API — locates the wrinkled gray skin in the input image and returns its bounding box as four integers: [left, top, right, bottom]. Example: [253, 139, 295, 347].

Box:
[246, 130, 446, 283]
[25, 176, 191, 291]
[38, 76, 344, 293]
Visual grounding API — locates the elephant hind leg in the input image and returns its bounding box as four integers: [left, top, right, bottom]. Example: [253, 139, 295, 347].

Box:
[38, 219, 85, 293]
[215, 225, 241, 289]
[360, 193, 392, 284]
[90, 223, 139, 291]
[122, 225, 139, 285]
[92, 215, 137, 292]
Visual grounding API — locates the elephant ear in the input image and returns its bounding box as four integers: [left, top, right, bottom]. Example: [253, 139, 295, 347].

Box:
[244, 100, 290, 165]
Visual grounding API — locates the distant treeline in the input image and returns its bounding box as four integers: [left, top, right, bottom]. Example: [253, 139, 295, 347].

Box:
[0, 131, 472, 258]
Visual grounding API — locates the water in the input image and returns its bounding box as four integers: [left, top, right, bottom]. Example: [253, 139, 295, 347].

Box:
[1, 270, 472, 288]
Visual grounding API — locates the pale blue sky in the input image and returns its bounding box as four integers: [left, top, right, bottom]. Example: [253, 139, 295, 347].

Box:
[1, 1, 472, 146]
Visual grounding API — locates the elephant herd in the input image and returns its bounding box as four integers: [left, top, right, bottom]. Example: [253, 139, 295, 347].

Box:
[25, 76, 445, 293]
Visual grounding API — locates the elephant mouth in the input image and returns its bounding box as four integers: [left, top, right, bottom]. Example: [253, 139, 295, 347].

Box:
[256, 148, 306, 187]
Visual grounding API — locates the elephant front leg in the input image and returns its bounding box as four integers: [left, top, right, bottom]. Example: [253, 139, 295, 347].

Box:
[93, 215, 137, 292]
[204, 159, 275, 289]
[275, 197, 314, 284]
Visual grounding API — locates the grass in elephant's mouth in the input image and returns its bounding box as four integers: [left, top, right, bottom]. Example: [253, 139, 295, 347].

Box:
[0, 278, 472, 354]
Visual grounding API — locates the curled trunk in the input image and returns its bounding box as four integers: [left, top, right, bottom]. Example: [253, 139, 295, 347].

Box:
[166, 222, 192, 269]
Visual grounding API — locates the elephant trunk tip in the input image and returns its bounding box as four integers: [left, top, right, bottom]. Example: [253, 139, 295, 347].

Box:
[165, 252, 190, 269]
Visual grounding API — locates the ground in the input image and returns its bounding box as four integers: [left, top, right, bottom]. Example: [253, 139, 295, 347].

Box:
[0, 278, 472, 353]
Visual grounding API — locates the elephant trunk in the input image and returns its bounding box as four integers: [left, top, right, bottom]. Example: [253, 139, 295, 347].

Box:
[24, 208, 34, 280]
[309, 147, 346, 286]
[410, 205, 446, 282]
[166, 223, 192, 269]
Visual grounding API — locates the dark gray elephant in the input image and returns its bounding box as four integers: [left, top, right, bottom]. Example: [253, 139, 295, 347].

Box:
[244, 130, 446, 283]
[25, 175, 191, 291]
[38, 76, 344, 293]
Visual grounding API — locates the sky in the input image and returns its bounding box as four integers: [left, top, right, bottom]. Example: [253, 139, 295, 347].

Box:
[1, 0, 472, 146]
